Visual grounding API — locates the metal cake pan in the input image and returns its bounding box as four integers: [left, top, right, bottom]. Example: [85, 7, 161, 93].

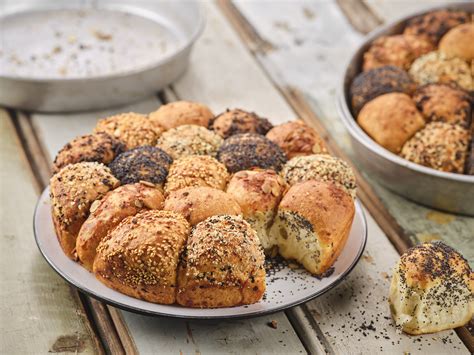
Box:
[0, 0, 204, 112]
[338, 2, 474, 216]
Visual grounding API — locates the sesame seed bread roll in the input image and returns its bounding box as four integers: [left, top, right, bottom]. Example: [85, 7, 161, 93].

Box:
[269, 180, 355, 276]
[77, 182, 164, 271]
[149, 101, 214, 130]
[93, 210, 190, 304]
[164, 186, 241, 226]
[266, 120, 327, 159]
[389, 242, 473, 335]
[50, 162, 120, 259]
[53, 132, 124, 174]
[226, 170, 287, 251]
[177, 215, 266, 308]
[94, 112, 163, 150]
[164, 155, 229, 195]
[210, 108, 273, 138]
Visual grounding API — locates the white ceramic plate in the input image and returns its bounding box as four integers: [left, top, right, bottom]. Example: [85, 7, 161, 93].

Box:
[34, 187, 367, 319]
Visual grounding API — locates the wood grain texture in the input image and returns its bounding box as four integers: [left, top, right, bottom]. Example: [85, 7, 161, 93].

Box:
[0, 109, 101, 354]
[336, 0, 383, 34]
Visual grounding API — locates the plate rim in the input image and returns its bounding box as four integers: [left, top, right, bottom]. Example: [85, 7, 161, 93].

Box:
[33, 186, 368, 320]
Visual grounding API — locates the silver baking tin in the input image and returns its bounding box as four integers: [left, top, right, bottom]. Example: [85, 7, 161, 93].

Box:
[0, 0, 204, 112]
[338, 2, 474, 216]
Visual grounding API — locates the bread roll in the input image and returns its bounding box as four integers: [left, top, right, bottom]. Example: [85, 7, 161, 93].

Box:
[389, 241, 473, 335]
[53, 132, 124, 174]
[439, 23, 474, 62]
[226, 170, 287, 251]
[93, 210, 190, 304]
[217, 133, 287, 173]
[156, 125, 223, 159]
[94, 112, 163, 149]
[269, 180, 355, 276]
[164, 155, 229, 195]
[357, 93, 425, 153]
[281, 154, 357, 198]
[266, 120, 327, 159]
[163, 186, 241, 226]
[50, 162, 120, 258]
[76, 182, 164, 271]
[177, 215, 265, 308]
[149, 101, 214, 130]
[109, 146, 172, 186]
[210, 109, 273, 138]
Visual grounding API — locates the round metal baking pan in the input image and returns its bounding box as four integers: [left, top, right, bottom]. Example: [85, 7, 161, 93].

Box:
[0, 0, 204, 112]
[338, 2, 474, 216]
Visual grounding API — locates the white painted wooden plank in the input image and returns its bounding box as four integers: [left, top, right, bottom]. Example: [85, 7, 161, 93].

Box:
[0, 110, 99, 354]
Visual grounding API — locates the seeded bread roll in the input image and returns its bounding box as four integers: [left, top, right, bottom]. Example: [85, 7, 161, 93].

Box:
[149, 101, 214, 130]
[50, 162, 120, 258]
[210, 109, 273, 138]
[217, 133, 287, 173]
[363, 34, 433, 71]
[400, 122, 470, 174]
[177, 215, 266, 308]
[94, 113, 163, 149]
[413, 84, 472, 127]
[164, 186, 241, 226]
[439, 23, 474, 62]
[265, 120, 327, 159]
[357, 93, 425, 153]
[109, 146, 172, 187]
[156, 125, 223, 159]
[53, 132, 124, 174]
[76, 182, 164, 271]
[409, 51, 473, 91]
[389, 241, 473, 335]
[164, 155, 229, 195]
[226, 170, 287, 251]
[350, 65, 416, 115]
[93, 210, 190, 304]
[281, 154, 357, 198]
[269, 180, 355, 276]
[403, 9, 470, 45]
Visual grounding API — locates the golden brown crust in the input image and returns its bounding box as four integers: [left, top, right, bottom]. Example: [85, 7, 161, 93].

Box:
[93, 210, 190, 304]
[266, 120, 327, 159]
[363, 34, 434, 71]
[149, 101, 214, 130]
[176, 215, 265, 308]
[164, 155, 229, 195]
[400, 122, 469, 173]
[50, 162, 120, 258]
[439, 23, 474, 62]
[76, 182, 164, 271]
[163, 186, 242, 226]
[94, 112, 163, 149]
[210, 109, 273, 138]
[270, 180, 355, 275]
[53, 132, 124, 174]
[357, 93, 425, 153]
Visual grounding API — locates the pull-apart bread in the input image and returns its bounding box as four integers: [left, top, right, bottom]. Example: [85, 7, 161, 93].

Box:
[177, 215, 266, 308]
[76, 182, 164, 271]
[94, 210, 190, 304]
[50, 162, 120, 258]
[389, 242, 473, 335]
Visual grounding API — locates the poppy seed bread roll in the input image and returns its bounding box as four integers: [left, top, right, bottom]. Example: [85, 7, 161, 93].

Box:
[210, 109, 273, 138]
[269, 180, 355, 276]
[164, 186, 241, 226]
[217, 133, 287, 173]
[226, 169, 287, 251]
[76, 182, 164, 271]
[93, 210, 190, 304]
[50, 162, 120, 258]
[389, 241, 473, 335]
[149, 101, 214, 130]
[177, 215, 266, 308]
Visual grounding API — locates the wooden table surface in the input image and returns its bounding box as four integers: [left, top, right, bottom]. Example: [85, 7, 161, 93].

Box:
[1, 1, 472, 354]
